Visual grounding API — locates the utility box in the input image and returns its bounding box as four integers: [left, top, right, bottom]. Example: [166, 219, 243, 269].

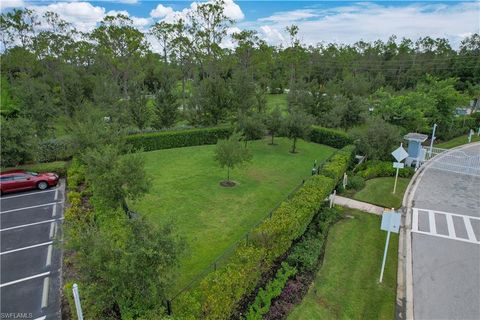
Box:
[404, 133, 428, 167]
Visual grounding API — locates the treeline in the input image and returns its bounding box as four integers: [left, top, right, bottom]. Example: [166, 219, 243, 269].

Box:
[1, 0, 480, 167]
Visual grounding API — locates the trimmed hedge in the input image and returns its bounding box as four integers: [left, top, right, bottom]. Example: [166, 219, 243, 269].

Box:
[126, 126, 234, 152]
[245, 262, 297, 320]
[309, 126, 353, 148]
[318, 145, 356, 184]
[174, 146, 356, 319]
[356, 160, 414, 180]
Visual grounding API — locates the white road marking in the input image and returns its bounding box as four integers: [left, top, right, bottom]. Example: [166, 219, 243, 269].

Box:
[0, 188, 59, 200]
[428, 210, 436, 234]
[0, 241, 53, 255]
[34, 317, 46, 320]
[0, 271, 50, 288]
[0, 218, 64, 232]
[412, 208, 419, 231]
[49, 222, 55, 238]
[464, 216, 477, 242]
[0, 202, 62, 214]
[45, 245, 53, 267]
[446, 213, 456, 238]
[41, 277, 50, 308]
[52, 204, 57, 217]
[412, 208, 480, 245]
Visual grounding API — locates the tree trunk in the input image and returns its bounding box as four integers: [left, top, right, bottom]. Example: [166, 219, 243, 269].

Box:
[227, 166, 230, 181]
[292, 137, 297, 153]
[271, 133, 275, 145]
[182, 76, 186, 111]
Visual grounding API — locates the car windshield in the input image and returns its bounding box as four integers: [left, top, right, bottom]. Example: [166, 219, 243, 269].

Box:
[27, 171, 39, 176]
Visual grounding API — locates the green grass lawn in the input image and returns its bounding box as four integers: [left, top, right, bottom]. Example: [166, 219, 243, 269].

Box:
[131, 137, 335, 291]
[266, 93, 288, 113]
[435, 134, 480, 149]
[353, 177, 410, 209]
[288, 209, 398, 320]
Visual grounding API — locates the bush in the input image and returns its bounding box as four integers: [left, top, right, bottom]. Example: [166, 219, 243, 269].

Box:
[347, 175, 365, 190]
[356, 161, 414, 180]
[318, 145, 356, 184]
[126, 126, 233, 152]
[67, 158, 86, 189]
[245, 263, 297, 320]
[37, 137, 71, 162]
[309, 126, 353, 148]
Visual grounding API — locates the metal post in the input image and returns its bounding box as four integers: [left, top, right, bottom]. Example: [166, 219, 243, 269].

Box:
[429, 123, 437, 157]
[72, 283, 84, 320]
[379, 211, 393, 283]
[393, 167, 399, 194]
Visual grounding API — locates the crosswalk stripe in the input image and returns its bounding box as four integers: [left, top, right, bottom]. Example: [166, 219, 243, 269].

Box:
[463, 217, 477, 242]
[446, 214, 456, 238]
[429, 210, 436, 234]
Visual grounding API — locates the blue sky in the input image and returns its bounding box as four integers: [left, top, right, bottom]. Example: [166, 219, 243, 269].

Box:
[2, 1, 479, 49]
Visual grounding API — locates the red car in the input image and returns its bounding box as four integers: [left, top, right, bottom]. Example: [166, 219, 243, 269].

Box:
[0, 170, 59, 194]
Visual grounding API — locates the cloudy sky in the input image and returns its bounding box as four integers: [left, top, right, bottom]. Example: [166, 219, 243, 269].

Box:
[1, 0, 479, 49]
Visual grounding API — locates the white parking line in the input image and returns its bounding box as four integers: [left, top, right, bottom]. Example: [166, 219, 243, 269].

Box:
[0, 271, 50, 288]
[0, 218, 64, 232]
[0, 188, 59, 200]
[0, 202, 62, 214]
[0, 241, 53, 255]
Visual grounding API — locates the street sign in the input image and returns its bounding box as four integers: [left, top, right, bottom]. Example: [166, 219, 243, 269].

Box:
[391, 146, 408, 162]
[381, 211, 401, 233]
[379, 209, 401, 283]
[393, 162, 405, 169]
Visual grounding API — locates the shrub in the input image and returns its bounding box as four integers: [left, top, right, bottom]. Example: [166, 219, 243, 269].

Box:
[245, 263, 297, 320]
[126, 126, 234, 152]
[67, 158, 86, 189]
[309, 126, 353, 148]
[356, 161, 414, 180]
[318, 145, 356, 184]
[37, 137, 71, 162]
[347, 175, 365, 190]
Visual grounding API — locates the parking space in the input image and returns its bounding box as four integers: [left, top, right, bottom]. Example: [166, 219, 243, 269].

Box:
[0, 182, 64, 320]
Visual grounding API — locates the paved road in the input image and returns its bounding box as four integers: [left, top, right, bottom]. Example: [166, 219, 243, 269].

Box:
[0, 183, 65, 320]
[410, 143, 480, 319]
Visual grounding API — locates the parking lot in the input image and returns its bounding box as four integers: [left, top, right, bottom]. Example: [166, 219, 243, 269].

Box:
[1, 182, 64, 320]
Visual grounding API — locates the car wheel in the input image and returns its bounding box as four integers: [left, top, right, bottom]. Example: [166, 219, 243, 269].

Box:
[37, 181, 48, 190]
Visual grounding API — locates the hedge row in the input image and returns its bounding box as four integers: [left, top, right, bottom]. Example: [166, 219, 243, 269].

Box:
[356, 160, 414, 180]
[318, 145, 356, 184]
[245, 262, 297, 320]
[126, 126, 234, 152]
[309, 126, 353, 149]
[174, 147, 355, 319]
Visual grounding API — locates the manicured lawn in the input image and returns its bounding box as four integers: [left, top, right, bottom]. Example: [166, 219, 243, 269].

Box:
[266, 93, 288, 113]
[132, 137, 335, 291]
[288, 209, 398, 320]
[353, 177, 410, 209]
[436, 134, 480, 149]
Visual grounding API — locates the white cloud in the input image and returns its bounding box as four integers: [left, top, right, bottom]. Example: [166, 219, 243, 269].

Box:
[223, 0, 244, 21]
[254, 2, 480, 48]
[28, 2, 105, 32]
[116, 0, 139, 4]
[1, 0, 24, 10]
[150, 4, 174, 18]
[106, 9, 152, 29]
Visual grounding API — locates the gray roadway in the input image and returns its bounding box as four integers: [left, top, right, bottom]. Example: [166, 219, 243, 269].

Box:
[411, 143, 480, 319]
[0, 183, 64, 320]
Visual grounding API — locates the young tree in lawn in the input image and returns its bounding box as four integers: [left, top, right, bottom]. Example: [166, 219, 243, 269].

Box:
[283, 109, 313, 153]
[237, 113, 265, 147]
[266, 106, 284, 145]
[214, 131, 252, 186]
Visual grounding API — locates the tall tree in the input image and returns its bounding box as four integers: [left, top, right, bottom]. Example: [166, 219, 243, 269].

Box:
[283, 109, 313, 153]
[214, 131, 252, 185]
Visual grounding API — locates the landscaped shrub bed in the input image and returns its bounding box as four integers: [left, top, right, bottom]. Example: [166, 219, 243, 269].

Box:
[356, 160, 414, 180]
[172, 146, 355, 319]
[126, 126, 234, 151]
[318, 145, 356, 184]
[309, 126, 353, 149]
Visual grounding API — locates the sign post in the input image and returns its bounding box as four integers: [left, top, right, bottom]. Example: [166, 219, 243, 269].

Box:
[73, 283, 84, 320]
[391, 143, 408, 194]
[468, 129, 474, 143]
[379, 209, 401, 283]
[429, 123, 437, 157]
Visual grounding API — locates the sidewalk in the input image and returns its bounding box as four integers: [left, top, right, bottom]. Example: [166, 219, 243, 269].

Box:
[333, 195, 384, 215]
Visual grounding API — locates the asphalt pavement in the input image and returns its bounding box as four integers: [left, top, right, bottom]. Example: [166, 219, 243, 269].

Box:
[0, 182, 65, 320]
[410, 143, 480, 319]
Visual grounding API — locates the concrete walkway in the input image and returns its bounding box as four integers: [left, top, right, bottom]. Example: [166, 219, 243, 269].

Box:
[333, 195, 384, 215]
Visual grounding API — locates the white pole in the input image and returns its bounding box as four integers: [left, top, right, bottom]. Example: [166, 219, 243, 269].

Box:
[379, 212, 393, 283]
[429, 123, 437, 157]
[73, 283, 84, 320]
[329, 189, 336, 208]
[468, 129, 473, 143]
[393, 167, 399, 194]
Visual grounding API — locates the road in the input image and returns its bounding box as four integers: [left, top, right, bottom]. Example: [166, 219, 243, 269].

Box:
[408, 143, 480, 319]
[1, 182, 65, 320]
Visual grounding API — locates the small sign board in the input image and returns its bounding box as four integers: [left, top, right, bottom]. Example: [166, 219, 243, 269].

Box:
[391, 146, 408, 162]
[393, 162, 405, 169]
[381, 211, 401, 233]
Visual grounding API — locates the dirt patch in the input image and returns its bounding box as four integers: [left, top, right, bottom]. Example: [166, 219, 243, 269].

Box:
[220, 180, 236, 187]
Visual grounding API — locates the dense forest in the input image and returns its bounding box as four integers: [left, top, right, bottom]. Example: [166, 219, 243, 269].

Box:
[1, 1, 479, 166]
